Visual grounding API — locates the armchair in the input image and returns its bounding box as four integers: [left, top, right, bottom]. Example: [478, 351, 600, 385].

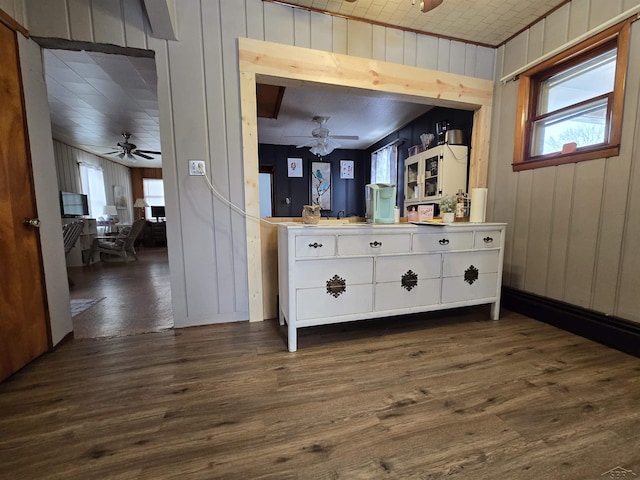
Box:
[62, 220, 84, 285]
[88, 218, 145, 263]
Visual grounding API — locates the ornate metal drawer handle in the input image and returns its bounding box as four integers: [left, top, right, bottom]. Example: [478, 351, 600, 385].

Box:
[439, 238, 450, 245]
[326, 274, 346, 298]
[483, 237, 493, 243]
[308, 242, 323, 248]
[464, 265, 479, 285]
[369, 241, 382, 247]
[401, 270, 418, 291]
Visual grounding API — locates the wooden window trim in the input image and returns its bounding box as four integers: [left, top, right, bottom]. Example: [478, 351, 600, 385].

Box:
[512, 18, 632, 172]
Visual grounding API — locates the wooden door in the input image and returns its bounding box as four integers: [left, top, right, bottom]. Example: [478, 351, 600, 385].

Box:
[0, 20, 51, 381]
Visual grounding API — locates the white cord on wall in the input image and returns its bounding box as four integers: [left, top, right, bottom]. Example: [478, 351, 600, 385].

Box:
[197, 162, 280, 225]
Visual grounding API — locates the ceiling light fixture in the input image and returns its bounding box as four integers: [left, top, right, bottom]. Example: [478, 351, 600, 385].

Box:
[411, 0, 443, 12]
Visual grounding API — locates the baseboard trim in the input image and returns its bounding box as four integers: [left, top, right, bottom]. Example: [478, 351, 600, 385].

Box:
[502, 287, 640, 358]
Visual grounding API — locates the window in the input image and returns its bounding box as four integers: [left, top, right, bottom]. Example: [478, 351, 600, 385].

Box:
[371, 143, 398, 185]
[79, 163, 106, 218]
[143, 178, 165, 221]
[513, 19, 631, 171]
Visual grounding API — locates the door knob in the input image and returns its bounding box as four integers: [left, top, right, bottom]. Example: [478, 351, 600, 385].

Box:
[23, 218, 41, 228]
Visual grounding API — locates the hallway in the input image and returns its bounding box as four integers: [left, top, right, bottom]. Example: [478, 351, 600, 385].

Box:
[68, 248, 173, 339]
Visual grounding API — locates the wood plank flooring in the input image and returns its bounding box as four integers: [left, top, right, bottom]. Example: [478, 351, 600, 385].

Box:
[68, 247, 173, 338]
[1, 308, 639, 479]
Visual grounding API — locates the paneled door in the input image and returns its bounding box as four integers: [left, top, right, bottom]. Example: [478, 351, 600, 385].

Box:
[0, 19, 50, 381]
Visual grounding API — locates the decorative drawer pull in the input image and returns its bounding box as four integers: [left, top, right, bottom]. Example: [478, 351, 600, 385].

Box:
[308, 242, 323, 248]
[326, 274, 346, 298]
[483, 237, 493, 243]
[439, 238, 450, 245]
[401, 270, 418, 291]
[369, 241, 382, 248]
[464, 265, 479, 285]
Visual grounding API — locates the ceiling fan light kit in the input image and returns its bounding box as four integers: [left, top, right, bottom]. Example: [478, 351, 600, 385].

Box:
[294, 116, 359, 157]
[104, 132, 161, 162]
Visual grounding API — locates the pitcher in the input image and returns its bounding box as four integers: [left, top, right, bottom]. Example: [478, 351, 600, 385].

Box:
[302, 205, 320, 224]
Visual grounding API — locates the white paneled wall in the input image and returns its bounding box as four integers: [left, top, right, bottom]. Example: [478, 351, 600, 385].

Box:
[488, 0, 640, 322]
[19, 0, 496, 328]
[53, 141, 134, 225]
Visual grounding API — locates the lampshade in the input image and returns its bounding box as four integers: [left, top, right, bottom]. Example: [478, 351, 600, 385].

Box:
[103, 205, 118, 216]
[133, 198, 149, 208]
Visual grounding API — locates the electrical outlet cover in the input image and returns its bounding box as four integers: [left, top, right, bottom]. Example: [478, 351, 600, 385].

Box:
[189, 160, 205, 176]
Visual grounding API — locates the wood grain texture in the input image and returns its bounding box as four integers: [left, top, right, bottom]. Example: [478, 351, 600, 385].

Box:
[2, 309, 640, 479]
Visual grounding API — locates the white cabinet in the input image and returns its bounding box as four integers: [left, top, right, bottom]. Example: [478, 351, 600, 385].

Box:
[278, 222, 506, 352]
[404, 145, 468, 213]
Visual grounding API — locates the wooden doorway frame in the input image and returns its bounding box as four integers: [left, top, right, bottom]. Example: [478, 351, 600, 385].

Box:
[238, 38, 494, 322]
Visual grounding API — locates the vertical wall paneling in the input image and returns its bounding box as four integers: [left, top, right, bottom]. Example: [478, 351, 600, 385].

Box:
[332, 16, 348, 55]
[589, 0, 623, 29]
[449, 41, 466, 75]
[543, 3, 569, 54]
[508, 170, 533, 290]
[91, 0, 126, 46]
[23, 0, 69, 38]
[310, 11, 332, 52]
[527, 20, 545, 63]
[563, 160, 606, 308]
[0, 0, 24, 25]
[371, 24, 386, 61]
[293, 8, 310, 48]
[475, 46, 496, 81]
[384, 27, 404, 64]
[567, 0, 590, 41]
[403, 31, 417, 67]
[205, 0, 238, 317]
[545, 164, 574, 300]
[464, 44, 477, 78]
[220, 0, 250, 314]
[523, 167, 555, 296]
[122, 0, 148, 50]
[263, 1, 294, 45]
[168, 1, 220, 321]
[624, 0, 640, 10]
[436, 38, 450, 72]
[502, 31, 528, 77]
[68, 0, 93, 41]
[347, 19, 372, 59]
[415, 34, 438, 70]
[246, 0, 265, 41]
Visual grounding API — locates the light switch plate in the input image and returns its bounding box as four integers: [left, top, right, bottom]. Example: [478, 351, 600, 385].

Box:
[189, 160, 205, 176]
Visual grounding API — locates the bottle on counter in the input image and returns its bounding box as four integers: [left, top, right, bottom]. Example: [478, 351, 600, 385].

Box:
[455, 189, 465, 220]
[407, 206, 419, 223]
[394, 206, 400, 223]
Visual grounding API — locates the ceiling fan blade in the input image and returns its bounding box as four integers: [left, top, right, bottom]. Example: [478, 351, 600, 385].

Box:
[296, 140, 317, 148]
[331, 135, 359, 140]
[136, 150, 161, 155]
[104, 150, 120, 155]
[133, 151, 154, 160]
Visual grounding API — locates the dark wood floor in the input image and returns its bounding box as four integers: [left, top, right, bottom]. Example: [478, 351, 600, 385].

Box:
[1, 306, 639, 479]
[68, 247, 173, 338]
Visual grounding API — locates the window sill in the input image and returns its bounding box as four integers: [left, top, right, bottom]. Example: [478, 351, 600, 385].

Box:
[512, 145, 620, 171]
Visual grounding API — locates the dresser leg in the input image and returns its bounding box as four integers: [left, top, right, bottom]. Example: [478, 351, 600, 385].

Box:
[288, 323, 297, 352]
[490, 301, 500, 320]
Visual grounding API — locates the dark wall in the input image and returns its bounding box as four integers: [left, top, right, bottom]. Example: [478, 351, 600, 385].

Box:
[258, 107, 473, 217]
[259, 144, 367, 218]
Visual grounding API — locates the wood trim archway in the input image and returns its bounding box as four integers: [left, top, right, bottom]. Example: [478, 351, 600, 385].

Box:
[238, 38, 494, 322]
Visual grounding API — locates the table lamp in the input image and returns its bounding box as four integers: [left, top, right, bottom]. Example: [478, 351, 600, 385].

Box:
[134, 198, 149, 219]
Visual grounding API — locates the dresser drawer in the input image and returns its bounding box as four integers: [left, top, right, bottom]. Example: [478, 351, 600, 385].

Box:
[442, 250, 499, 277]
[441, 273, 499, 303]
[375, 254, 441, 283]
[295, 257, 373, 289]
[337, 233, 411, 256]
[295, 235, 336, 257]
[297, 284, 373, 320]
[375, 277, 440, 311]
[413, 232, 473, 252]
[474, 230, 502, 249]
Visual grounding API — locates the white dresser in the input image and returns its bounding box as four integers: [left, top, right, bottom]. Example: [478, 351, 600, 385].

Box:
[277, 222, 506, 352]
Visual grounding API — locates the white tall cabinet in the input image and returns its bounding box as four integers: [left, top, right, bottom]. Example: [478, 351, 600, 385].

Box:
[278, 222, 506, 352]
[404, 145, 468, 213]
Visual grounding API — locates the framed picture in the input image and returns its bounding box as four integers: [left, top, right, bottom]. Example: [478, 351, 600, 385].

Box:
[311, 161, 331, 210]
[113, 185, 127, 208]
[287, 157, 303, 177]
[340, 160, 354, 179]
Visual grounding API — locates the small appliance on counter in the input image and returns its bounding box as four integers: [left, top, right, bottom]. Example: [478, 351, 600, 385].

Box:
[365, 183, 396, 224]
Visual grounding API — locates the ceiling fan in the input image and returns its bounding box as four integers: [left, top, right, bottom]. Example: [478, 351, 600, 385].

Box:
[104, 132, 161, 161]
[294, 116, 359, 156]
